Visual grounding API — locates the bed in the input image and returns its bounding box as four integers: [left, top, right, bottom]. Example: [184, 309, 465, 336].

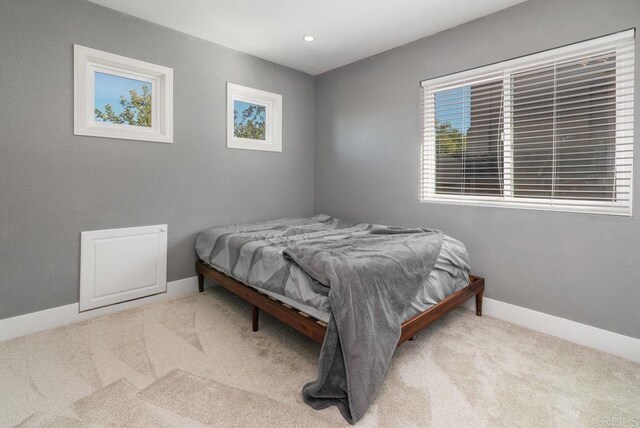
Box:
[195, 214, 484, 422]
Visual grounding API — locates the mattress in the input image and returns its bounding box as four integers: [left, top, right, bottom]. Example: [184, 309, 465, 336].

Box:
[195, 214, 471, 323]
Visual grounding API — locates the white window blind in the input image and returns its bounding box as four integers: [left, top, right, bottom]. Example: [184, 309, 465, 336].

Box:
[421, 30, 635, 215]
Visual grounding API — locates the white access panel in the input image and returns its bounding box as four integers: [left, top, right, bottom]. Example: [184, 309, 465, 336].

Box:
[80, 225, 167, 311]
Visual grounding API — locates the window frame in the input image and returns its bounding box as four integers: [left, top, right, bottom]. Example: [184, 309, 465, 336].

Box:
[420, 30, 634, 216]
[227, 83, 282, 152]
[74, 44, 173, 144]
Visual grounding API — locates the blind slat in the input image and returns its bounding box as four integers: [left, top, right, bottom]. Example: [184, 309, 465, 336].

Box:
[431, 75, 634, 110]
[433, 71, 633, 109]
[435, 91, 632, 117]
[430, 63, 633, 98]
[433, 103, 629, 123]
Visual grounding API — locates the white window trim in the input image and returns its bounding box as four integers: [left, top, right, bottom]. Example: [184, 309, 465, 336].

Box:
[74, 44, 173, 144]
[420, 29, 635, 216]
[227, 83, 282, 152]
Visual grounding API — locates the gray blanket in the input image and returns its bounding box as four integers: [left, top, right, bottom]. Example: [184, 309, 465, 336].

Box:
[283, 227, 443, 424]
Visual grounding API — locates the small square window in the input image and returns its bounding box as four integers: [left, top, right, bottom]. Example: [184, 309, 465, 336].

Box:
[74, 45, 173, 143]
[227, 83, 282, 152]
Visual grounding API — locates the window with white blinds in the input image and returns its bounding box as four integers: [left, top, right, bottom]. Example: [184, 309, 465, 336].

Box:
[421, 30, 635, 215]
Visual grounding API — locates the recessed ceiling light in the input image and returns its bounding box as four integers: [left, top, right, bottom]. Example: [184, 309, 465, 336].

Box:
[302, 35, 315, 42]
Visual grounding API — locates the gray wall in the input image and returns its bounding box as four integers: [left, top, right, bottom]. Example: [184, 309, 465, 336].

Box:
[2, 0, 639, 340]
[315, 0, 640, 339]
[0, 0, 315, 319]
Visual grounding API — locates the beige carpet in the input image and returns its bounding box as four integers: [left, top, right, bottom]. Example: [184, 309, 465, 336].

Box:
[1, 286, 638, 427]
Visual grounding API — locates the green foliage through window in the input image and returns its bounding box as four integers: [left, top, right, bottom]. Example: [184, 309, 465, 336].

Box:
[95, 85, 152, 128]
[234, 102, 266, 140]
[435, 120, 467, 156]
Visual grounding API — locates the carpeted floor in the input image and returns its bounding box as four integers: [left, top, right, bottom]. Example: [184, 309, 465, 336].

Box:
[1, 285, 638, 427]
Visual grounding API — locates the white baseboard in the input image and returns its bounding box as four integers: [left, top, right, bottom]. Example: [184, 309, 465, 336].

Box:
[2, 279, 638, 364]
[0, 276, 199, 343]
[463, 297, 640, 363]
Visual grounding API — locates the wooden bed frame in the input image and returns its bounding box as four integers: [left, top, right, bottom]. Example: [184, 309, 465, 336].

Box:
[196, 260, 484, 346]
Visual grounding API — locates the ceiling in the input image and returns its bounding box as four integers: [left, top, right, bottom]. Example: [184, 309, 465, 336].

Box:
[88, 0, 528, 75]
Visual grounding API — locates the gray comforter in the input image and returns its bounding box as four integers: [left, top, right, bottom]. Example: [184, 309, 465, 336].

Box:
[283, 227, 443, 424]
[195, 215, 470, 323]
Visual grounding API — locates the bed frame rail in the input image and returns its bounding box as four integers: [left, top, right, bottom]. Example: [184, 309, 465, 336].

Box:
[196, 260, 484, 346]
